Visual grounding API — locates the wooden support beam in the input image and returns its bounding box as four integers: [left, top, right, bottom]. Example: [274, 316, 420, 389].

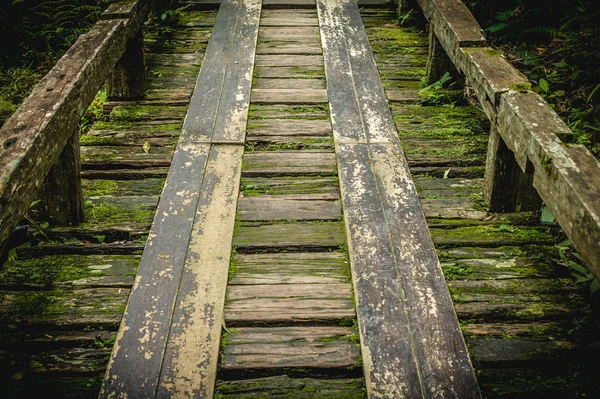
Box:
[426, 22, 461, 85]
[484, 125, 542, 212]
[106, 29, 146, 100]
[43, 131, 85, 225]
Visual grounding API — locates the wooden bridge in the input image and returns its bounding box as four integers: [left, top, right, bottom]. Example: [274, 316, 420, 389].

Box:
[1, 0, 599, 397]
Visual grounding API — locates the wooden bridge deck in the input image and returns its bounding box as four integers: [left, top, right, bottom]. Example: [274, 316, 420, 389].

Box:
[1, 1, 599, 398]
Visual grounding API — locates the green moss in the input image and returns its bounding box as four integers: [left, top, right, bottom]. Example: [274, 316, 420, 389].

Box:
[540, 152, 553, 174]
[484, 48, 504, 57]
[84, 200, 155, 224]
[0, 290, 66, 327]
[442, 263, 474, 280]
[0, 255, 97, 286]
[508, 82, 533, 92]
[83, 180, 119, 197]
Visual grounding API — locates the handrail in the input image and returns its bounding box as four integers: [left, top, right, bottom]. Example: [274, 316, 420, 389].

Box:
[0, 0, 154, 251]
[415, 0, 600, 279]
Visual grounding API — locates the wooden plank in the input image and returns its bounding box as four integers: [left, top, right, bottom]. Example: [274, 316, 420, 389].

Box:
[225, 284, 355, 324]
[255, 65, 324, 78]
[233, 221, 346, 249]
[247, 119, 331, 136]
[101, 1, 262, 396]
[99, 143, 210, 398]
[317, 0, 481, 397]
[255, 54, 324, 66]
[242, 151, 337, 175]
[251, 88, 328, 104]
[240, 176, 339, 197]
[156, 145, 243, 398]
[257, 42, 323, 55]
[216, 375, 366, 398]
[237, 198, 341, 221]
[220, 327, 360, 371]
[180, 0, 259, 144]
[259, 27, 320, 40]
[254, 78, 326, 90]
[230, 252, 348, 285]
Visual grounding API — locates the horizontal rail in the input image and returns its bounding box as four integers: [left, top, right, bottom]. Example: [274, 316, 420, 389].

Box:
[415, 0, 600, 279]
[0, 0, 153, 249]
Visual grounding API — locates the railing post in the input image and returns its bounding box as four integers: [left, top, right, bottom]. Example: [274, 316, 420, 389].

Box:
[43, 129, 84, 225]
[426, 23, 463, 85]
[484, 124, 542, 212]
[106, 28, 145, 100]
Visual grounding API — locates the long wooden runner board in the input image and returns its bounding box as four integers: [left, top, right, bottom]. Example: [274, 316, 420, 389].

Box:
[99, 0, 261, 397]
[317, 0, 481, 397]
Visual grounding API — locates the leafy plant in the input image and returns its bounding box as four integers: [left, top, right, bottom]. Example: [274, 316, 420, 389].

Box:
[556, 240, 599, 295]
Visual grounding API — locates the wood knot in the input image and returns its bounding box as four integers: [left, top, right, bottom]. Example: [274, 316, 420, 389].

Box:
[3, 137, 17, 149]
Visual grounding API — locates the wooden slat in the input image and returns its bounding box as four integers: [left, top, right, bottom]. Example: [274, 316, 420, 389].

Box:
[242, 151, 337, 175]
[230, 252, 348, 285]
[225, 284, 355, 324]
[216, 375, 366, 398]
[253, 78, 326, 89]
[247, 119, 331, 136]
[233, 221, 346, 249]
[251, 88, 328, 104]
[317, 0, 480, 397]
[237, 198, 342, 221]
[255, 54, 324, 66]
[220, 327, 360, 370]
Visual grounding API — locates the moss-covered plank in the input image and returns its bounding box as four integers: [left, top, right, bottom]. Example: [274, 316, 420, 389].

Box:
[216, 375, 366, 399]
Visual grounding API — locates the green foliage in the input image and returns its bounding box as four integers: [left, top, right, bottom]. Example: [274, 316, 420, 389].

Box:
[0, 1, 101, 127]
[79, 87, 106, 134]
[556, 240, 599, 295]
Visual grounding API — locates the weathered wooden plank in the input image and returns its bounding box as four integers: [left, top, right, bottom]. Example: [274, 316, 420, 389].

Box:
[181, 0, 260, 144]
[216, 375, 366, 398]
[255, 65, 325, 78]
[251, 88, 329, 104]
[255, 54, 324, 67]
[240, 175, 339, 197]
[247, 119, 331, 136]
[237, 198, 341, 221]
[156, 145, 243, 398]
[230, 252, 348, 285]
[220, 327, 360, 371]
[233, 221, 346, 249]
[225, 284, 355, 324]
[257, 42, 323, 54]
[254, 78, 326, 90]
[318, 1, 480, 397]
[99, 143, 210, 398]
[242, 151, 337, 175]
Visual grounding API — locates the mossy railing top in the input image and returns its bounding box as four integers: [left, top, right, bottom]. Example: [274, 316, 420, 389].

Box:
[0, 0, 154, 251]
[415, 0, 600, 279]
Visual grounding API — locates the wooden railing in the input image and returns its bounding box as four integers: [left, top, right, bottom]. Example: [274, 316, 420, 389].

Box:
[0, 0, 158, 253]
[412, 0, 600, 279]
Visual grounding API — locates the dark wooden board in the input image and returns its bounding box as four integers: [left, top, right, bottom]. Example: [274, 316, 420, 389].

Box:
[220, 327, 360, 371]
[216, 375, 366, 398]
[233, 221, 346, 250]
[318, 0, 480, 396]
[242, 151, 337, 175]
[237, 198, 342, 221]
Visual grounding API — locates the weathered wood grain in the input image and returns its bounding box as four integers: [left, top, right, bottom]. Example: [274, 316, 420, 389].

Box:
[225, 284, 355, 324]
[242, 151, 337, 175]
[247, 119, 331, 136]
[230, 252, 348, 285]
[237, 197, 342, 221]
[216, 375, 366, 398]
[233, 221, 346, 250]
[318, 0, 480, 396]
[221, 327, 360, 371]
[156, 145, 243, 398]
[251, 88, 329, 104]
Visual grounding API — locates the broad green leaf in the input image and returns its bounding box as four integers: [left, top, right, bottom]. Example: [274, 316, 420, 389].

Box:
[539, 78, 550, 93]
[143, 141, 151, 154]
